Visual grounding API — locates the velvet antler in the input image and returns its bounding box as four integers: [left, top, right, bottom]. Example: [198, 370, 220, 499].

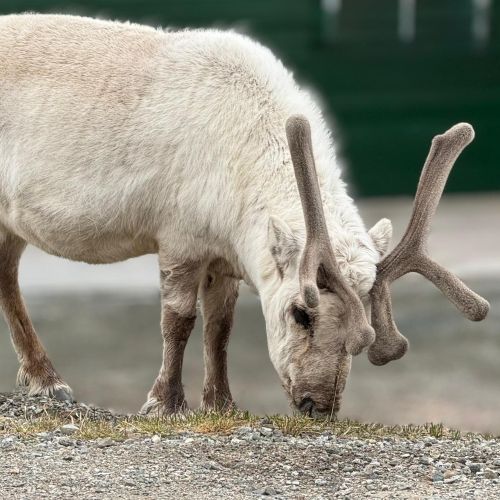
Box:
[286, 115, 375, 355]
[368, 123, 490, 366]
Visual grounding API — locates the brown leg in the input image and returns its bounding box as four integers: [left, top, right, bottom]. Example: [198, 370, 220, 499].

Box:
[200, 273, 239, 411]
[140, 260, 203, 416]
[0, 232, 72, 400]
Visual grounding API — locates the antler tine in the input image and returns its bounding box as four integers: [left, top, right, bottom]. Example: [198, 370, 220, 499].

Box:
[286, 115, 375, 355]
[368, 123, 490, 366]
[286, 115, 328, 308]
[384, 123, 475, 263]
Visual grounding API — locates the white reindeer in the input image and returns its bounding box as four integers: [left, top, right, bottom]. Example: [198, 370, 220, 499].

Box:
[0, 14, 489, 416]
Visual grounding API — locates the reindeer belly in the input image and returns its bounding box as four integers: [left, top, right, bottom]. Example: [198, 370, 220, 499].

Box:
[0, 181, 159, 264]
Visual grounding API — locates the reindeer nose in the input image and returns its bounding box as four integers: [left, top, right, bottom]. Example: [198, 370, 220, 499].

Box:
[298, 397, 315, 415]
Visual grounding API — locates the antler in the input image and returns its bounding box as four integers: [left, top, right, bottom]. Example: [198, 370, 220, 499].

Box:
[286, 115, 375, 355]
[368, 123, 490, 366]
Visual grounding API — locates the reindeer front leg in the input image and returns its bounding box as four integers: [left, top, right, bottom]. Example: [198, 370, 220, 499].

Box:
[141, 260, 203, 416]
[200, 273, 239, 411]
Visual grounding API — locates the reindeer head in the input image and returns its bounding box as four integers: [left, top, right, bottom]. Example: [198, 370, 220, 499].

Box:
[262, 116, 489, 418]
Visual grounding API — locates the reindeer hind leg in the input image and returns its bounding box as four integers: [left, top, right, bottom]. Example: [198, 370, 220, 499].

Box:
[0, 231, 73, 401]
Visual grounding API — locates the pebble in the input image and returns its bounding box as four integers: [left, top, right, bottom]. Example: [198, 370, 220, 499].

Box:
[1, 390, 500, 499]
[254, 486, 278, 496]
[432, 471, 445, 482]
[58, 438, 75, 447]
[468, 463, 481, 474]
[96, 438, 114, 448]
[484, 469, 498, 479]
[60, 424, 79, 436]
[444, 475, 462, 484]
[259, 427, 273, 437]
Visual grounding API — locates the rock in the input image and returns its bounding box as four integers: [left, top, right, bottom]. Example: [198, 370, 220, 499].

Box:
[254, 486, 278, 496]
[419, 456, 433, 465]
[432, 471, 444, 482]
[58, 438, 75, 447]
[259, 427, 273, 437]
[236, 426, 253, 435]
[443, 469, 457, 479]
[96, 438, 114, 448]
[0, 437, 18, 449]
[151, 435, 161, 444]
[484, 469, 498, 479]
[444, 475, 462, 484]
[314, 478, 327, 486]
[468, 463, 481, 474]
[60, 424, 79, 436]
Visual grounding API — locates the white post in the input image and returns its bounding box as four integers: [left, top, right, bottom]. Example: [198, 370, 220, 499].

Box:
[472, 0, 492, 46]
[398, 0, 416, 42]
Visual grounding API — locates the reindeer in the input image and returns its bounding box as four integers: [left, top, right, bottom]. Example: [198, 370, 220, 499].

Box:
[0, 14, 489, 416]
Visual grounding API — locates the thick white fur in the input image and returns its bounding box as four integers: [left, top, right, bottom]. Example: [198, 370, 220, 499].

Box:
[0, 14, 388, 405]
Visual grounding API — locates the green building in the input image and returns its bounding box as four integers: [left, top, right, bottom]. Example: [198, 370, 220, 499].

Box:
[2, 0, 498, 196]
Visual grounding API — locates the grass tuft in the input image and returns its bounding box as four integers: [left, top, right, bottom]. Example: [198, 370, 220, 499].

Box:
[0, 411, 497, 442]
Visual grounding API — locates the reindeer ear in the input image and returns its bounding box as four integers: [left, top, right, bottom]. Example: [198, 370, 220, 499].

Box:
[268, 216, 299, 273]
[368, 218, 393, 257]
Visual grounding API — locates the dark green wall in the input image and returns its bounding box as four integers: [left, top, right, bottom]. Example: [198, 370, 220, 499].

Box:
[2, 1, 499, 196]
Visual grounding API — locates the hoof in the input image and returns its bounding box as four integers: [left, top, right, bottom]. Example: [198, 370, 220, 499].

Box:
[17, 365, 74, 402]
[201, 398, 237, 413]
[140, 397, 188, 417]
[52, 386, 75, 402]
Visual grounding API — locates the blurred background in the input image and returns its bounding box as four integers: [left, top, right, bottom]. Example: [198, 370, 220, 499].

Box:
[0, 1, 498, 433]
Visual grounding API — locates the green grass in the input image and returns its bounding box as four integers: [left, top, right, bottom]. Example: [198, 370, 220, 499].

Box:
[0, 410, 495, 442]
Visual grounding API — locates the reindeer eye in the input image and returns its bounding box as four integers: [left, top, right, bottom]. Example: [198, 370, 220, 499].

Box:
[292, 306, 311, 329]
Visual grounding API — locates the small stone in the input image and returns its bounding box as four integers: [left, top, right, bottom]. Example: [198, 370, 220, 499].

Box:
[314, 479, 327, 486]
[468, 463, 481, 474]
[484, 469, 498, 480]
[151, 435, 161, 444]
[254, 486, 278, 496]
[492, 459, 500, 468]
[259, 427, 273, 437]
[237, 426, 253, 435]
[96, 438, 114, 448]
[60, 424, 79, 436]
[432, 471, 444, 482]
[419, 456, 433, 465]
[58, 438, 75, 447]
[0, 437, 18, 449]
[444, 470, 457, 479]
[444, 475, 461, 484]
[202, 461, 221, 471]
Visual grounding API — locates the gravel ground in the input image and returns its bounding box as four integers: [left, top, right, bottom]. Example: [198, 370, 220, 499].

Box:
[1, 393, 500, 499]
